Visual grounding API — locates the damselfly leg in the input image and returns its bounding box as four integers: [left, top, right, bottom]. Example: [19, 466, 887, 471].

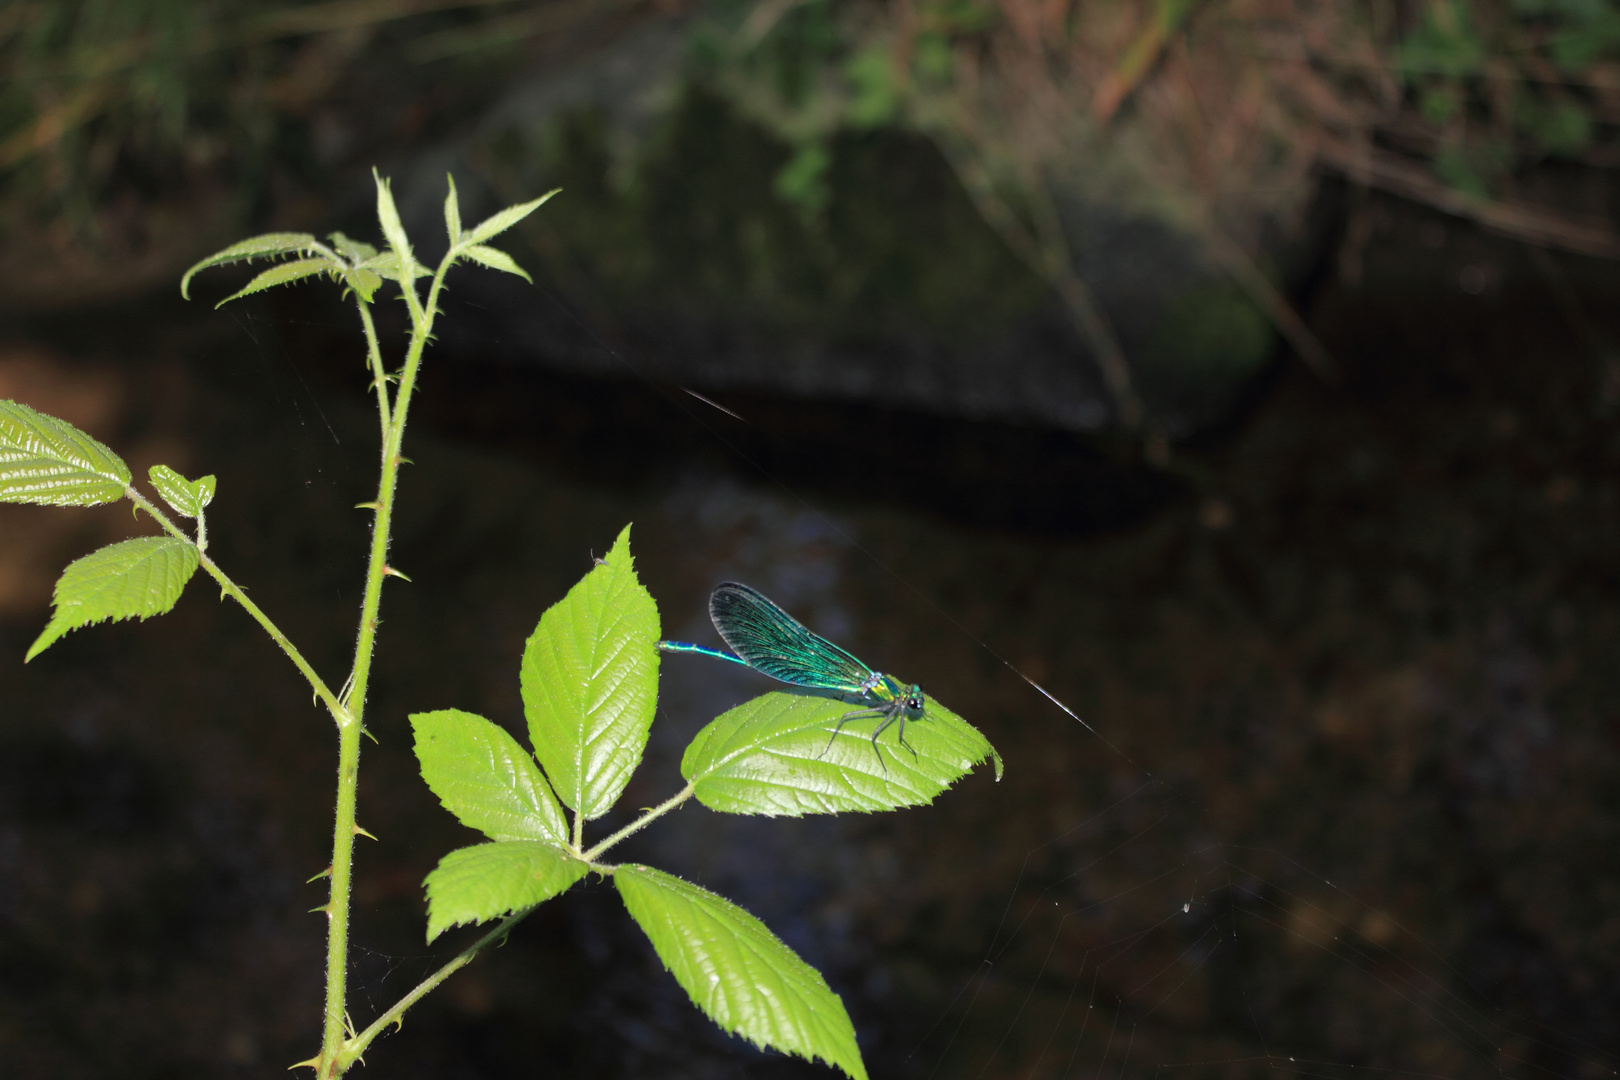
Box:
[819, 699, 921, 774]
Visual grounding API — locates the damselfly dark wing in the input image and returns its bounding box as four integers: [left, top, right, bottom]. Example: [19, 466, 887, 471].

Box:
[708, 582, 875, 693]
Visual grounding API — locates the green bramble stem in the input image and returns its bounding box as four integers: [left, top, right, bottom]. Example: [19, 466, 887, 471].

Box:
[122, 486, 360, 1080]
[330, 781, 695, 1068]
[315, 251, 456, 1079]
[357, 300, 391, 438]
[150, 176, 555, 1078]
[336, 911, 531, 1070]
[581, 782, 696, 863]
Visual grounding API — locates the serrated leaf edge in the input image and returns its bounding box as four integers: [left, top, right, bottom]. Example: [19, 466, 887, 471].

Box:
[615, 865, 868, 1080]
[180, 232, 321, 299]
[423, 840, 587, 943]
[26, 536, 199, 661]
[463, 188, 559, 245]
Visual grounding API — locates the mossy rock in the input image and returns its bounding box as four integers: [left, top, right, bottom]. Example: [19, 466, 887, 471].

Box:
[447, 48, 1296, 435]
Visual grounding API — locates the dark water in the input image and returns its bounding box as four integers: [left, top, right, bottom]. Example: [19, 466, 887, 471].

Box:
[2, 200, 1619, 1079]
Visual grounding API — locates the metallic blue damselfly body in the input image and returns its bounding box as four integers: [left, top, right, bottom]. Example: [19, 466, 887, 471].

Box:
[659, 582, 926, 768]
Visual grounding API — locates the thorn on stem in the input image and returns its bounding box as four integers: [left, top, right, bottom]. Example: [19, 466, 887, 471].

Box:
[354, 824, 379, 841]
[382, 565, 412, 581]
[306, 865, 333, 883]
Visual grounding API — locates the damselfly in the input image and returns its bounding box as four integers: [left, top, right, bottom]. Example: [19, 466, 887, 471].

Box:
[659, 582, 926, 768]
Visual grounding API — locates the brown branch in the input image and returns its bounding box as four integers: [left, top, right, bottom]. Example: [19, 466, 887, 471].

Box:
[1316, 139, 1620, 260]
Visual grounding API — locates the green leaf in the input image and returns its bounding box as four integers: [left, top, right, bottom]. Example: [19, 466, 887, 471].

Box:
[845, 47, 900, 127]
[359, 250, 431, 283]
[214, 258, 335, 308]
[682, 691, 1001, 817]
[444, 173, 463, 243]
[373, 168, 412, 265]
[411, 709, 569, 845]
[27, 537, 199, 661]
[460, 244, 532, 283]
[912, 31, 955, 81]
[340, 267, 383, 303]
[1538, 99, 1593, 155]
[774, 142, 831, 215]
[462, 188, 559, 246]
[0, 400, 131, 507]
[147, 464, 215, 518]
[180, 232, 319, 299]
[616, 865, 867, 1080]
[1553, 8, 1620, 69]
[1396, 0, 1486, 79]
[520, 524, 660, 819]
[328, 231, 377, 263]
[424, 841, 586, 943]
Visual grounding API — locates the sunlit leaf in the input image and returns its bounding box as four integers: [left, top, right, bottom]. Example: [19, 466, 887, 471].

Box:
[681, 691, 1001, 817]
[328, 231, 377, 263]
[520, 524, 660, 819]
[373, 168, 412, 265]
[341, 267, 384, 303]
[0, 400, 130, 507]
[411, 709, 569, 846]
[444, 173, 463, 243]
[27, 537, 199, 661]
[460, 244, 532, 283]
[424, 841, 586, 943]
[616, 864, 868, 1080]
[214, 258, 334, 308]
[360, 251, 431, 283]
[462, 188, 559, 246]
[180, 232, 319, 299]
[147, 464, 215, 518]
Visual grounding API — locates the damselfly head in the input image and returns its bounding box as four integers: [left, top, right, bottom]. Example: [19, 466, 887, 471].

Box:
[905, 685, 924, 711]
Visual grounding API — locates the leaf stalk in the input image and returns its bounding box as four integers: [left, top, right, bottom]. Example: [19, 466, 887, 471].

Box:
[125, 487, 346, 722]
[581, 782, 696, 863]
[334, 910, 533, 1070]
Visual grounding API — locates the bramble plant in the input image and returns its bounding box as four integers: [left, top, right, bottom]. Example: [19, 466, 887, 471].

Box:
[0, 170, 1001, 1078]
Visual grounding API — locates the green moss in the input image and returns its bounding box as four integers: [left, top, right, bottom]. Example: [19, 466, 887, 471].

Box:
[522, 88, 1047, 343]
[1143, 282, 1273, 396]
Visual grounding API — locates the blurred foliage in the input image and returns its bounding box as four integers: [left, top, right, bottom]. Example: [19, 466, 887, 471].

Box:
[1394, 0, 1620, 185]
[6, 0, 1615, 255]
[0, 0, 606, 263]
[2, 0, 1616, 430]
[658, 0, 1620, 431]
[0, 0, 259, 231]
[691, 0, 1620, 249]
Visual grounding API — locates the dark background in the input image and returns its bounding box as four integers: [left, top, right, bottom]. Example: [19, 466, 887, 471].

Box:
[4, 4, 1620, 1078]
